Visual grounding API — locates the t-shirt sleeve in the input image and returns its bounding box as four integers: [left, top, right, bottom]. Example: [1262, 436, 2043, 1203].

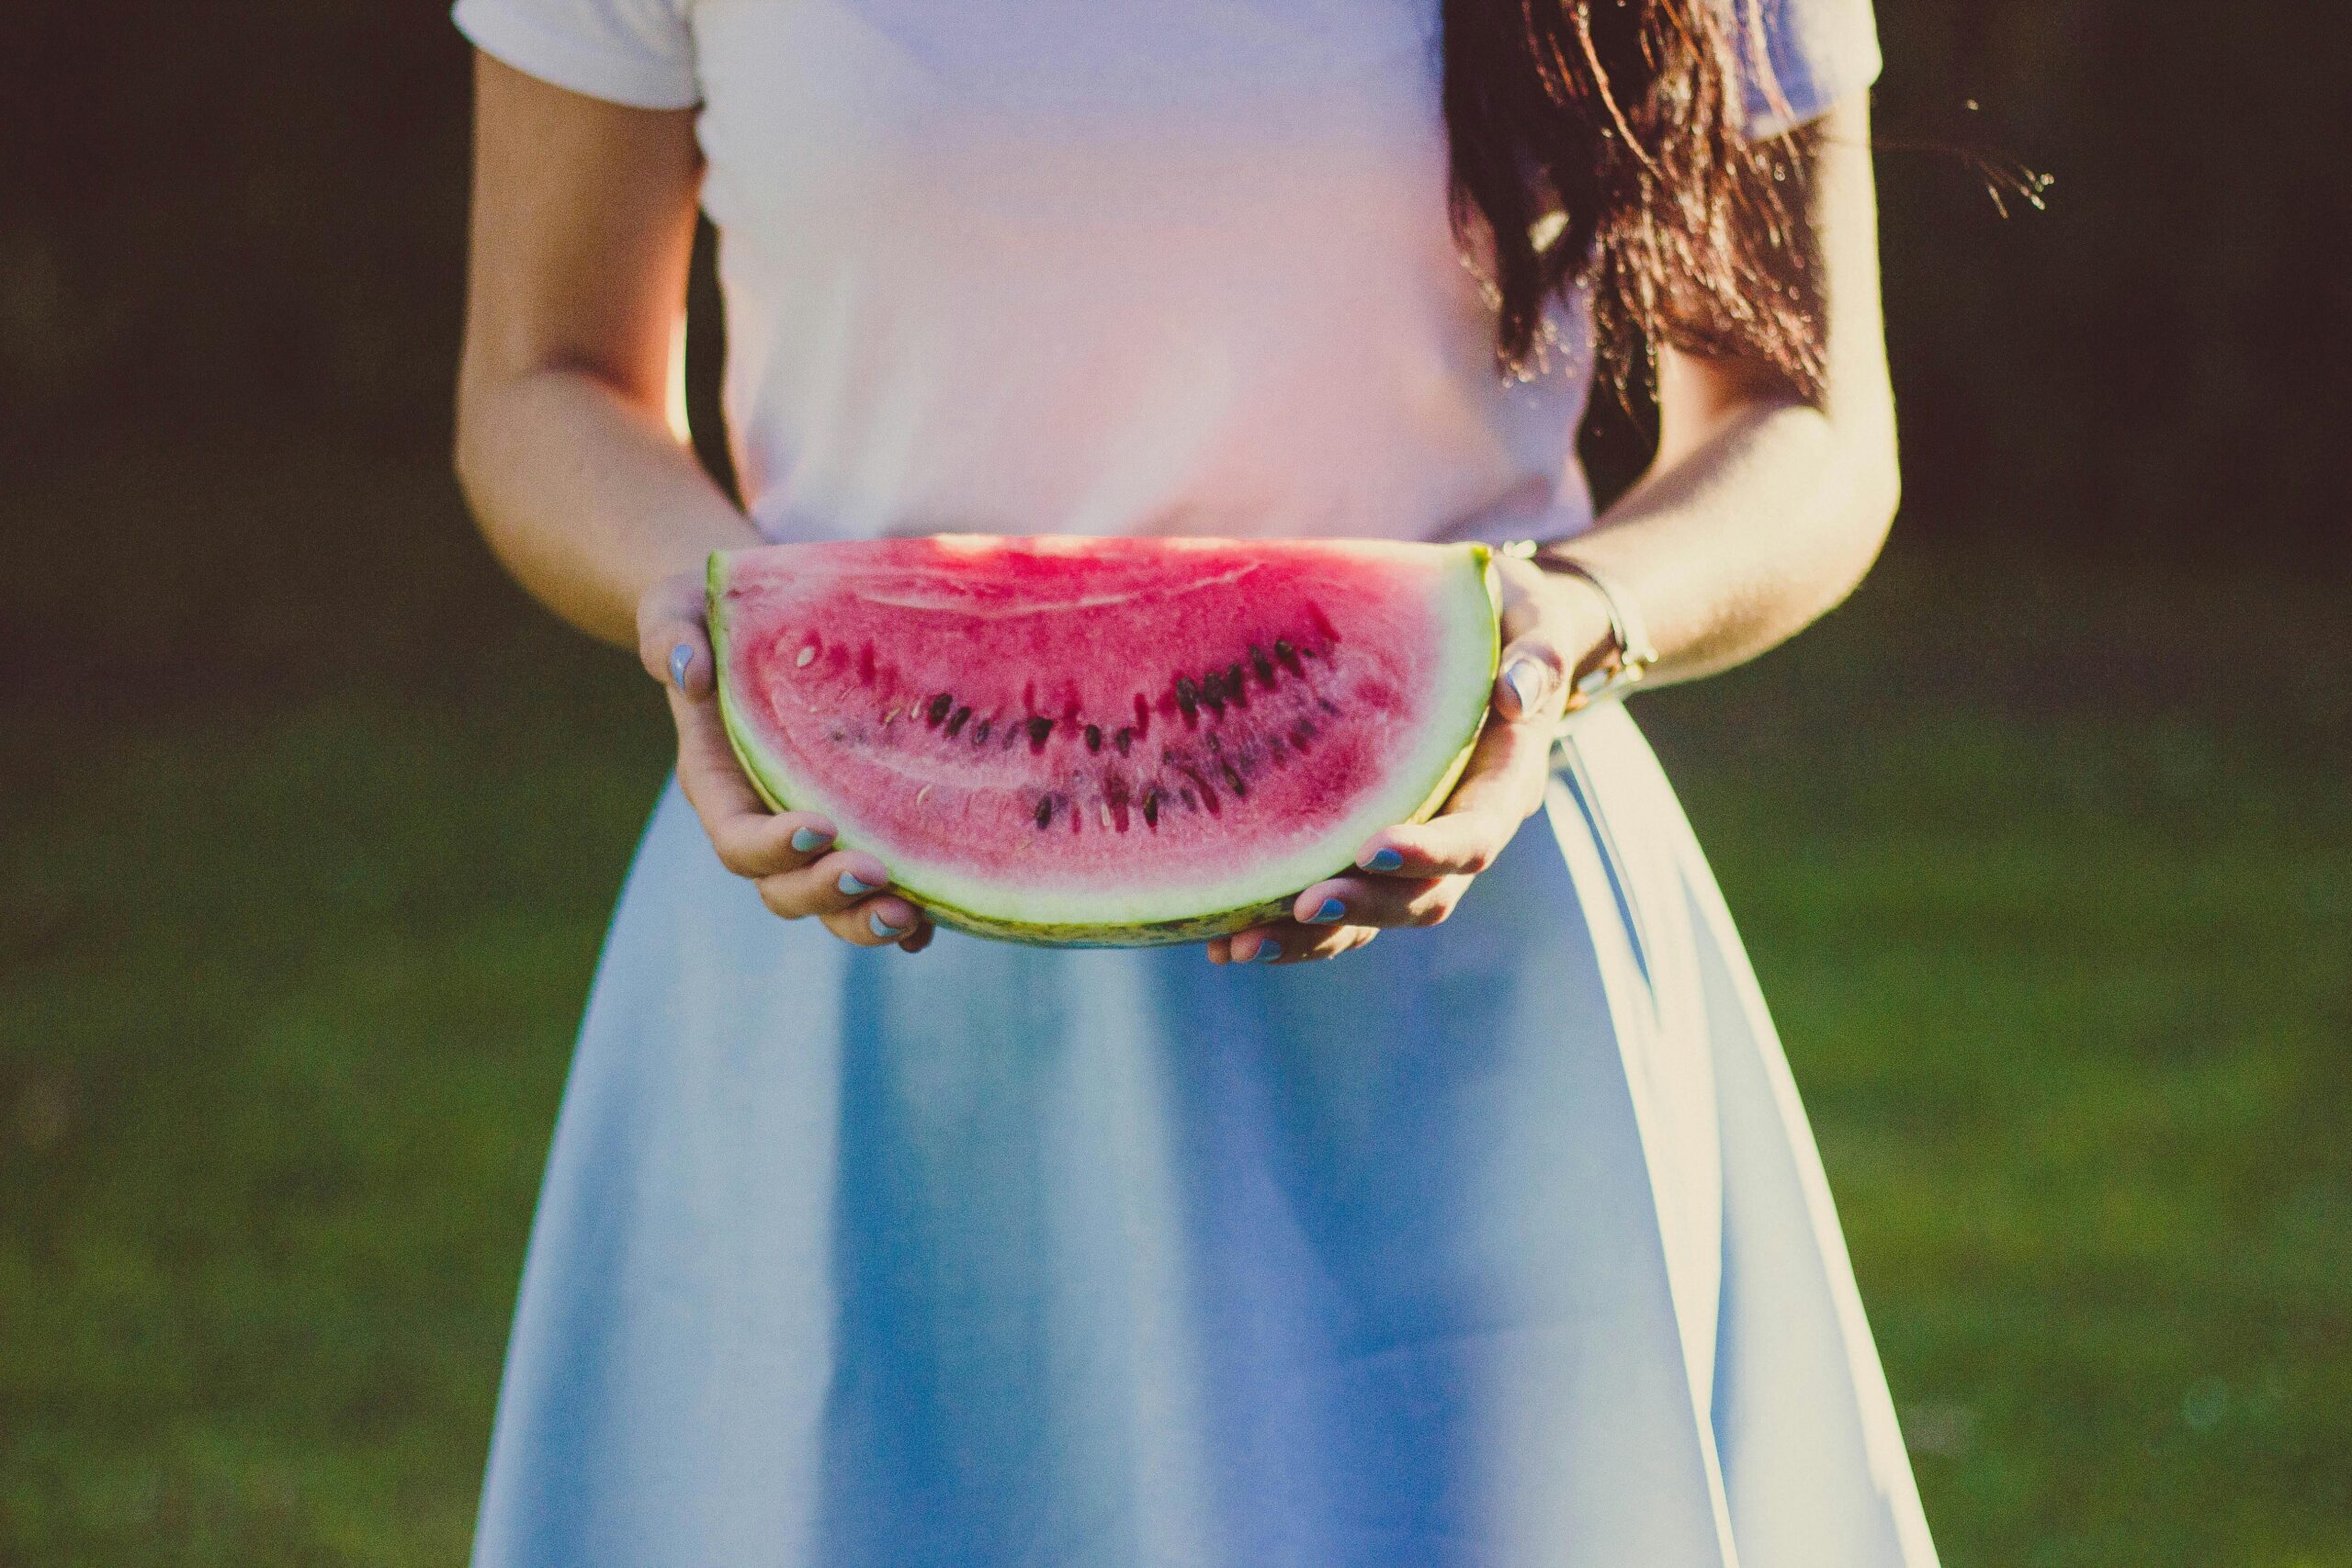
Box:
[453, 0, 698, 110]
[1728, 0, 1883, 137]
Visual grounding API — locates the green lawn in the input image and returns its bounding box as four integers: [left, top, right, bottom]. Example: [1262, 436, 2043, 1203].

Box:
[2, 440, 2346, 1564]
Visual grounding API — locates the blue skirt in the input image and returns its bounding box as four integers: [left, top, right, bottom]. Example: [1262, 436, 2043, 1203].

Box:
[470, 705, 1938, 1567]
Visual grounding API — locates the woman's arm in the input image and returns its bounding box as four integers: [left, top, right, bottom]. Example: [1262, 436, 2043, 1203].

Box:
[1216, 97, 1897, 964]
[1558, 96, 1900, 684]
[453, 54, 933, 951]
[452, 54, 749, 644]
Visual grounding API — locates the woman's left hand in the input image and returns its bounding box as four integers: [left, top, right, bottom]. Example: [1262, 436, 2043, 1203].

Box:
[1206, 555, 1611, 965]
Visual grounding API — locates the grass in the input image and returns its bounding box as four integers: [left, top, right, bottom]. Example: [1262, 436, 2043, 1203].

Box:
[1, 435, 2347, 1564]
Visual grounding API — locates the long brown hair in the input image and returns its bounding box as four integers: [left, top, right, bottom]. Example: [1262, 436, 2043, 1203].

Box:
[1442, 0, 1825, 400]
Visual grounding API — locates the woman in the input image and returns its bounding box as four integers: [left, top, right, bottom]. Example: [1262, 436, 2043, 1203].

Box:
[451, 0, 1930, 1562]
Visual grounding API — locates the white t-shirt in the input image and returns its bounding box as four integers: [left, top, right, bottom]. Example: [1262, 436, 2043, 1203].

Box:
[455, 0, 1880, 547]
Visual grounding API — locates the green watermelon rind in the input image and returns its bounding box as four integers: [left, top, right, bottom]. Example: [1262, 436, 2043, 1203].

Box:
[708, 543, 1501, 949]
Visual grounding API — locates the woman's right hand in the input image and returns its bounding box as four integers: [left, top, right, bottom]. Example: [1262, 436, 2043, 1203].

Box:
[637, 569, 934, 953]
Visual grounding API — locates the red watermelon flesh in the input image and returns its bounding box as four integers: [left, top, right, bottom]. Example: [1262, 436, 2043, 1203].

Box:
[708, 536, 1498, 945]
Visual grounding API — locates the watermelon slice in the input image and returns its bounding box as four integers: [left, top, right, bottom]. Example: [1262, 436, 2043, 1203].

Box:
[708, 536, 1499, 946]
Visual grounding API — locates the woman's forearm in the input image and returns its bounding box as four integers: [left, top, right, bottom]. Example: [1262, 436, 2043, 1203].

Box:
[1555, 394, 1898, 685]
[454, 367, 1891, 679]
[454, 364, 760, 649]
[455, 366, 1890, 681]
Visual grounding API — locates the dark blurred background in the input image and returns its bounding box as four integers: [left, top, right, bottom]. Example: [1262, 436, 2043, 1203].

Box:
[3, 3, 2346, 1564]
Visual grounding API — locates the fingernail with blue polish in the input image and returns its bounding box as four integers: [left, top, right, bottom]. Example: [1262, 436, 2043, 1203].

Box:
[838, 871, 879, 897]
[869, 909, 907, 938]
[1308, 897, 1346, 925]
[1255, 939, 1283, 964]
[1501, 659, 1542, 715]
[791, 826, 834, 853]
[1363, 848, 1403, 873]
[668, 642, 695, 689]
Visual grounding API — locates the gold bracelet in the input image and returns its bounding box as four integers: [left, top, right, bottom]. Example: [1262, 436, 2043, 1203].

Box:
[1498, 539, 1659, 705]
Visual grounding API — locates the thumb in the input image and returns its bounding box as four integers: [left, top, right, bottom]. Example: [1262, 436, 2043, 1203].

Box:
[638, 574, 717, 700]
[1493, 637, 1571, 726]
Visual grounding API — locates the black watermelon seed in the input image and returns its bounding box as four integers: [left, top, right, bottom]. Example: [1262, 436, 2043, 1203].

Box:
[1274, 638, 1304, 677]
[1084, 724, 1102, 753]
[926, 693, 953, 726]
[1250, 646, 1275, 686]
[1035, 796, 1054, 829]
[944, 705, 971, 738]
[1220, 760, 1248, 797]
[1141, 788, 1160, 828]
[1175, 678, 1200, 722]
[1225, 663, 1249, 708]
[972, 718, 991, 745]
[1027, 716, 1054, 750]
[1114, 727, 1134, 756]
[1174, 763, 1221, 816]
[1199, 675, 1225, 716]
